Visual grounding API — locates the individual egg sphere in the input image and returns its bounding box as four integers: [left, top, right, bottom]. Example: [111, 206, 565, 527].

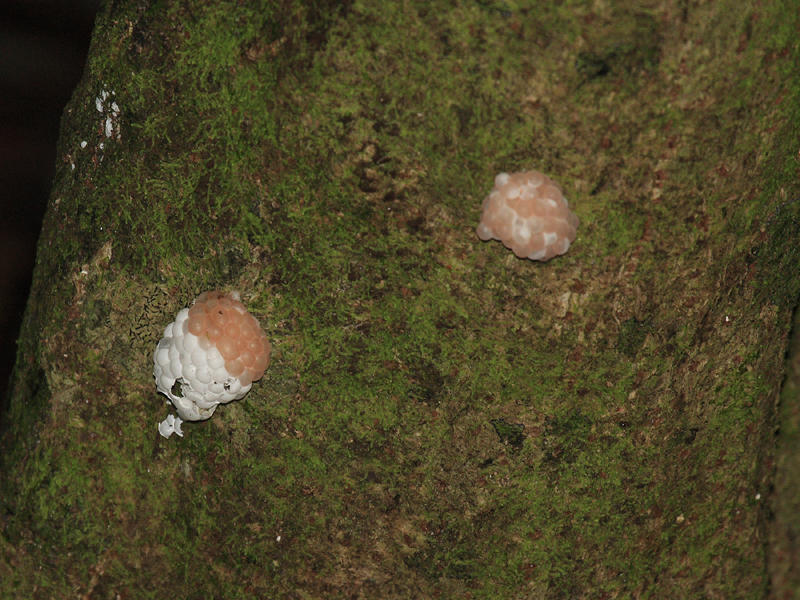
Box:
[227, 358, 245, 378]
[190, 346, 207, 368]
[195, 365, 212, 384]
[239, 350, 255, 369]
[217, 336, 238, 360]
[188, 314, 206, 336]
[207, 346, 225, 369]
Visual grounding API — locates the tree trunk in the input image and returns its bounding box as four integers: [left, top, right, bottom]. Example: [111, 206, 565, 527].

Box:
[2, 0, 799, 597]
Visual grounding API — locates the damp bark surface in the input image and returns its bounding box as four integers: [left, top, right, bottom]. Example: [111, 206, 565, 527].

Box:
[2, 1, 799, 598]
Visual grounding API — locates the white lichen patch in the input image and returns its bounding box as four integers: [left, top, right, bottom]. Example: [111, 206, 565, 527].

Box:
[95, 88, 122, 141]
[64, 88, 124, 173]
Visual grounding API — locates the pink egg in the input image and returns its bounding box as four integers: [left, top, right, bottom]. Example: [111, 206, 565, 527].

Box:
[226, 358, 244, 377]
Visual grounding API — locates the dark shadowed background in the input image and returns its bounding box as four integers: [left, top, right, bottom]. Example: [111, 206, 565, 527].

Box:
[1, 0, 100, 396]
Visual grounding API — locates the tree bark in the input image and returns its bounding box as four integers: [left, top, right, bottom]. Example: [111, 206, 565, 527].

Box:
[2, 0, 799, 597]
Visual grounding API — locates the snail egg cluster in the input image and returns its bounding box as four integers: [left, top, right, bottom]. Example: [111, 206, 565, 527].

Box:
[154, 291, 270, 435]
[476, 170, 579, 261]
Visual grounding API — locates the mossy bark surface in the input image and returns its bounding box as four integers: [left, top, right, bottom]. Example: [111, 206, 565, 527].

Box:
[2, 1, 799, 598]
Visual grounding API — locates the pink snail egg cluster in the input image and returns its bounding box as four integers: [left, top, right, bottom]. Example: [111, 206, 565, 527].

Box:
[154, 291, 271, 431]
[476, 170, 579, 261]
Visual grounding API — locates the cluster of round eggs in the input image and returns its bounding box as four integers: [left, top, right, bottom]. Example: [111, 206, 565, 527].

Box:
[476, 170, 579, 261]
[154, 291, 270, 434]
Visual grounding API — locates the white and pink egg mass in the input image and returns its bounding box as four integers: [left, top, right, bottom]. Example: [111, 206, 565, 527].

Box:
[476, 170, 579, 261]
[154, 290, 271, 438]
